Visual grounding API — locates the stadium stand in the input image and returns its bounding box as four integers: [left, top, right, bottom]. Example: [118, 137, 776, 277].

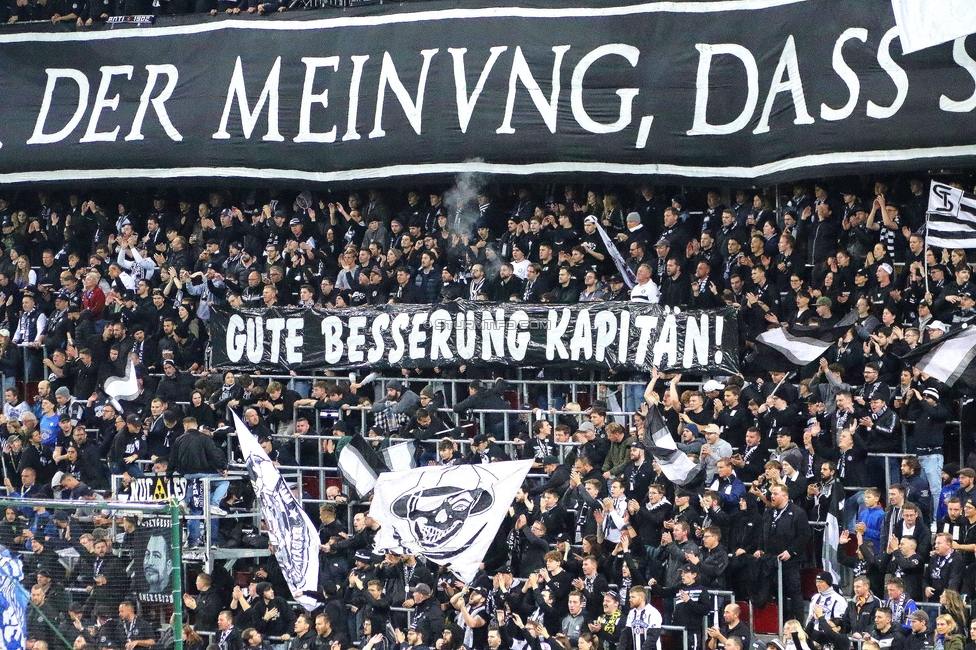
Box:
[1, 175, 976, 650]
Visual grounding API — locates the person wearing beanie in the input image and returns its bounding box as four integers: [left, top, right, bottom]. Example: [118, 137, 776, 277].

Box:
[805, 572, 847, 631]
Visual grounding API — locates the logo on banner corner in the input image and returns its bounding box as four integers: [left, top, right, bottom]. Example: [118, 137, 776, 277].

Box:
[932, 183, 958, 213]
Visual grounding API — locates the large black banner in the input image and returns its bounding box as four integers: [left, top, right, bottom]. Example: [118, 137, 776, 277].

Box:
[1, 0, 976, 184]
[210, 303, 739, 374]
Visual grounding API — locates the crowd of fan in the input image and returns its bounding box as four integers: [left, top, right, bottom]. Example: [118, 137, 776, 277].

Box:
[2, 176, 976, 650]
[2, 0, 315, 26]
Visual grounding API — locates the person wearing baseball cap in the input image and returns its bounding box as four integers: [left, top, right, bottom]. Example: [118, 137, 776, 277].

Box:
[958, 468, 976, 507]
[409, 581, 444, 644]
[648, 565, 707, 648]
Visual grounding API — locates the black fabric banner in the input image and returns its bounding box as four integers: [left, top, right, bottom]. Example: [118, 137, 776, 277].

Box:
[210, 302, 739, 374]
[1, 0, 976, 184]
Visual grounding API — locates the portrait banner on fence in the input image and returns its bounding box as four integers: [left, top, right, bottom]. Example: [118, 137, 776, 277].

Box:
[210, 302, 739, 375]
[136, 515, 174, 604]
[0, 0, 976, 184]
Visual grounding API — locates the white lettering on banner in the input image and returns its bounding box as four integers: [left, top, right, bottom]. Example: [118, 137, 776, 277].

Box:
[227, 314, 246, 363]
[687, 43, 759, 136]
[80, 65, 134, 143]
[569, 309, 593, 360]
[481, 309, 506, 361]
[295, 56, 340, 143]
[593, 310, 618, 362]
[28, 64, 182, 145]
[867, 27, 908, 119]
[408, 312, 428, 360]
[213, 56, 284, 141]
[322, 316, 343, 363]
[347, 316, 367, 363]
[267, 317, 286, 363]
[27, 68, 91, 145]
[456, 311, 476, 359]
[683, 314, 709, 368]
[388, 312, 410, 364]
[370, 49, 439, 138]
[221, 307, 733, 371]
[285, 317, 304, 364]
[130, 476, 188, 501]
[508, 310, 530, 361]
[497, 45, 571, 134]
[652, 313, 678, 367]
[546, 308, 572, 360]
[13, 28, 951, 166]
[126, 64, 183, 142]
[343, 55, 370, 142]
[753, 35, 815, 134]
[570, 44, 640, 134]
[940, 36, 976, 112]
[367, 313, 390, 363]
[632, 315, 658, 365]
[449, 46, 508, 134]
[429, 309, 454, 360]
[820, 28, 868, 121]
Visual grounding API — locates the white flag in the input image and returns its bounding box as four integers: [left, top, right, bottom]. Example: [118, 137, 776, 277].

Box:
[103, 358, 139, 411]
[926, 181, 976, 249]
[381, 441, 416, 473]
[233, 411, 320, 610]
[595, 221, 637, 288]
[890, 0, 976, 54]
[369, 460, 533, 583]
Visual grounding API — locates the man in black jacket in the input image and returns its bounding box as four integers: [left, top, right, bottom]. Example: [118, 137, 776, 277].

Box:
[252, 582, 297, 641]
[650, 565, 711, 650]
[217, 610, 244, 650]
[756, 484, 810, 620]
[408, 584, 445, 646]
[289, 614, 318, 650]
[168, 416, 229, 548]
[924, 533, 965, 600]
[527, 456, 571, 498]
[184, 572, 223, 632]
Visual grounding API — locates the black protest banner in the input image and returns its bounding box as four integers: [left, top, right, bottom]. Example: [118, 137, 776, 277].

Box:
[210, 302, 738, 375]
[0, 0, 975, 184]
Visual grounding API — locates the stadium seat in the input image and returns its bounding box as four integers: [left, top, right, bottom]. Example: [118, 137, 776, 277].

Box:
[752, 602, 780, 634]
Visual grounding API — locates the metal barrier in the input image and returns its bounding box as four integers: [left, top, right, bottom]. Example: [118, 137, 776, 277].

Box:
[661, 624, 689, 650]
[4, 496, 183, 650]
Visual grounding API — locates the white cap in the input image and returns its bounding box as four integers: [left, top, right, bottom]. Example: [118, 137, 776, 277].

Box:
[702, 379, 726, 393]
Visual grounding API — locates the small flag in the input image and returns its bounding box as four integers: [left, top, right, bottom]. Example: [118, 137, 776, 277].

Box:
[754, 311, 857, 369]
[381, 441, 417, 473]
[233, 411, 319, 610]
[338, 434, 388, 497]
[900, 324, 976, 389]
[642, 404, 696, 486]
[369, 460, 533, 583]
[103, 358, 139, 412]
[926, 181, 976, 249]
[595, 221, 637, 288]
[822, 479, 844, 583]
